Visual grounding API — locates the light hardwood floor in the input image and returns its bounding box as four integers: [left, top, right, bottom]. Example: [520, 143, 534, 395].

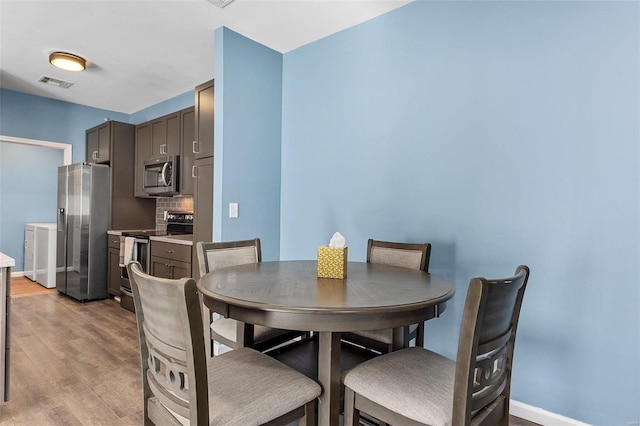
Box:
[3, 278, 539, 426]
[3, 282, 143, 425]
[10, 276, 56, 298]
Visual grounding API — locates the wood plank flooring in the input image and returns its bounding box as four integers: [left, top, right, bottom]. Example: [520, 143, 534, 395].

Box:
[2, 290, 143, 425]
[3, 278, 539, 426]
[10, 276, 56, 298]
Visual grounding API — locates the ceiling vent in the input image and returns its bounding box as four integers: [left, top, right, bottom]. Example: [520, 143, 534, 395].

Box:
[207, 0, 236, 8]
[38, 76, 74, 89]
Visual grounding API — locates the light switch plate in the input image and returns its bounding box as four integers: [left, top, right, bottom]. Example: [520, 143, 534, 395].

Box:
[229, 202, 238, 218]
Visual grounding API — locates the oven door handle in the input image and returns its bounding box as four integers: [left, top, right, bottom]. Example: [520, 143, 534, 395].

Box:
[120, 286, 133, 297]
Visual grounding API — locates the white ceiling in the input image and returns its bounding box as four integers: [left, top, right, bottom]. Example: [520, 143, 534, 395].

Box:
[0, 0, 411, 114]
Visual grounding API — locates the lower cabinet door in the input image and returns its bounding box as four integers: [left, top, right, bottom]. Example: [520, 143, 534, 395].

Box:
[150, 256, 191, 280]
[150, 256, 172, 279]
[169, 259, 191, 280]
[108, 248, 121, 296]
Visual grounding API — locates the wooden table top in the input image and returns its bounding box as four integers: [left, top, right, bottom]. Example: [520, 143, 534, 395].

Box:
[198, 260, 456, 426]
[198, 260, 455, 328]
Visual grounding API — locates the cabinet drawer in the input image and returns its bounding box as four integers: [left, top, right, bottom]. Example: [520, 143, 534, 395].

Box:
[108, 235, 121, 249]
[151, 241, 192, 263]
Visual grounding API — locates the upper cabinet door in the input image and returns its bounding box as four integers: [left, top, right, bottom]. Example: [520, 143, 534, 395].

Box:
[165, 112, 181, 156]
[134, 122, 152, 198]
[180, 107, 195, 196]
[194, 80, 214, 159]
[97, 124, 110, 163]
[86, 127, 99, 163]
[86, 122, 111, 164]
[151, 111, 181, 158]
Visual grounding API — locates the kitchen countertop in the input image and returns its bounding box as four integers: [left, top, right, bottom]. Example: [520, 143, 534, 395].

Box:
[107, 229, 155, 236]
[0, 253, 15, 268]
[107, 230, 193, 246]
[150, 234, 193, 246]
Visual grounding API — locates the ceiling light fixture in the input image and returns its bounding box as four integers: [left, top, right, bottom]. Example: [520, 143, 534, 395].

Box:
[49, 52, 86, 72]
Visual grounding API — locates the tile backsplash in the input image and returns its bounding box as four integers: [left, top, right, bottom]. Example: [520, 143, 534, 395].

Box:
[155, 196, 194, 230]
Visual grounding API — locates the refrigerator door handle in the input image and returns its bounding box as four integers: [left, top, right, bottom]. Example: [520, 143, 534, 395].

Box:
[57, 208, 65, 230]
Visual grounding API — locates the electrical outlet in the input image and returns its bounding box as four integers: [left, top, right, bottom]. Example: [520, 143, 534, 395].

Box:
[229, 202, 238, 218]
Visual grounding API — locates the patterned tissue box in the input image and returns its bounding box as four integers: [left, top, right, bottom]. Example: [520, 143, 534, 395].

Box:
[317, 246, 348, 279]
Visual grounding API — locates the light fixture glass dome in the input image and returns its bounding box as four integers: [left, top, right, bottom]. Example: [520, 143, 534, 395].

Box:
[49, 52, 86, 72]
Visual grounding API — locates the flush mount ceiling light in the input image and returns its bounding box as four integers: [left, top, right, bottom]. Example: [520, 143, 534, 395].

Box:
[49, 51, 86, 72]
[207, 0, 236, 8]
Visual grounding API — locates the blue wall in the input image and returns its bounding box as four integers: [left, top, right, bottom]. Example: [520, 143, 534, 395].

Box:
[2, 2, 639, 422]
[0, 89, 129, 268]
[0, 142, 63, 267]
[0, 89, 129, 163]
[213, 27, 283, 260]
[0, 88, 195, 270]
[280, 1, 639, 424]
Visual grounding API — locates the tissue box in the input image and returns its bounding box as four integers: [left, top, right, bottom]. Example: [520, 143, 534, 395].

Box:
[317, 246, 348, 279]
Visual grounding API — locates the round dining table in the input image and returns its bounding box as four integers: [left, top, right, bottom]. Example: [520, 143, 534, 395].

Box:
[197, 260, 455, 426]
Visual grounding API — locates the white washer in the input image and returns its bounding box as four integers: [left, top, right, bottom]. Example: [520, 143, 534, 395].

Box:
[24, 223, 56, 288]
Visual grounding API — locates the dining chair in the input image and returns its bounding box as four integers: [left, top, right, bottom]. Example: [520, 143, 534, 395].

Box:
[342, 265, 530, 426]
[127, 261, 321, 425]
[341, 239, 432, 353]
[196, 239, 309, 356]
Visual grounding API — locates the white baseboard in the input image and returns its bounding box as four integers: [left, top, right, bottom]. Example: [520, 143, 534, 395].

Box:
[10, 271, 25, 278]
[511, 400, 591, 426]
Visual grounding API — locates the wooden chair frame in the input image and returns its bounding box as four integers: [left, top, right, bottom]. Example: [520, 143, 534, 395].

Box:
[196, 239, 308, 356]
[342, 239, 432, 353]
[128, 260, 319, 426]
[344, 265, 530, 426]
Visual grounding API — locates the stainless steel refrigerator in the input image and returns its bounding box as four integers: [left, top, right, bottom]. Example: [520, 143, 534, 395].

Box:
[56, 163, 110, 301]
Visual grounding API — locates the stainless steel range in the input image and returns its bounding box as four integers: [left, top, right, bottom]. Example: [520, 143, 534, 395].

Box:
[119, 211, 193, 312]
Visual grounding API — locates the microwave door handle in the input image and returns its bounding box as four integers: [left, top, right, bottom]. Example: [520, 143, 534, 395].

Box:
[161, 162, 170, 186]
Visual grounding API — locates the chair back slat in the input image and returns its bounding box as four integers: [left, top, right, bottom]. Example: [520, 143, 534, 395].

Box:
[367, 239, 431, 272]
[197, 239, 261, 276]
[453, 265, 530, 426]
[127, 261, 209, 425]
[206, 246, 258, 271]
[369, 247, 424, 270]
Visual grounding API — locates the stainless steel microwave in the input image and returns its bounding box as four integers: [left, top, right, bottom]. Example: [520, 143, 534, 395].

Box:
[143, 155, 179, 196]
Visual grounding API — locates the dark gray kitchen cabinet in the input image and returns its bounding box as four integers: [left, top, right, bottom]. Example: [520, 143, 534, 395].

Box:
[150, 241, 192, 280]
[193, 80, 214, 160]
[86, 122, 111, 164]
[107, 234, 121, 297]
[134, 122, 152, 198]
[85, 120, 156, 229]
[180, 107, 195, 196]
[151, 111, 181, 157]
[135, 108, 193, 197]
[192, 156, 213, 281]
[191, 80, 214, 279]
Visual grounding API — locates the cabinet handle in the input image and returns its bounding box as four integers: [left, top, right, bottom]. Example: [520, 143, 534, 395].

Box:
[161, 144, 167, 155]
[166, 249, 173, 254]
[193, 140, 199, 154]
[192, 166, 197, 178]
[92, 151, 98, 160]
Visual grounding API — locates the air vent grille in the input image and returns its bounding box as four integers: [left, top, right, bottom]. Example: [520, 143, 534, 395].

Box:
[207, 0, 236, 8]
[38, 76, 74, 89]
